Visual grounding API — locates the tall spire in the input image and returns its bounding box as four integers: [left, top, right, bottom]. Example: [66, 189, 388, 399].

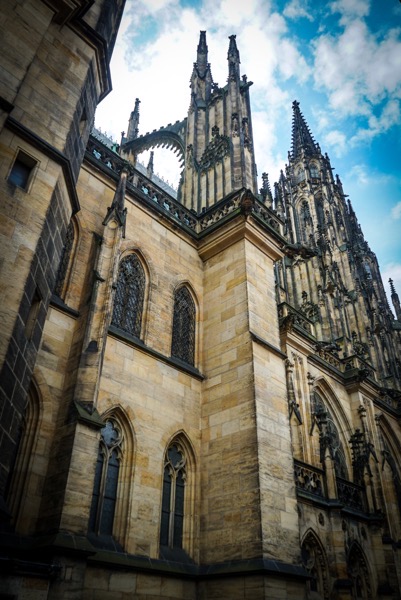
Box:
[196, 30, 208, 78]
[127, 98, 140, 141]
[227, 34, 240, 80]
[389, 278, 401, 320]
[291, 100, 318, 160]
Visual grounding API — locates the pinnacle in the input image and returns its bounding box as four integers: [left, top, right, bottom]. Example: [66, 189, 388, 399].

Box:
[291, 100, 319, 160]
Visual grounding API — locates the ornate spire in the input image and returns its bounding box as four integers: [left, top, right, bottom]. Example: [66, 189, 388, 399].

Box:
[260, 172, 273, 206]
[127, 98, 140, 141]
[389, 278, 401, 320]
[291, 100, 318, 160]
[196, 30, 208, 78]
[147, 150, 154, 177]
[227, 34, 240, 81]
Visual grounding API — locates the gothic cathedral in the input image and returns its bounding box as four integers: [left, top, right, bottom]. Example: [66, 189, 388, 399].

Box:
[1, 2, 401, 599]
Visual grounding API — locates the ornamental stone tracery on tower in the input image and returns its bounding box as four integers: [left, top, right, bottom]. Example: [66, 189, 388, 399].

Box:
[0, 5, 401, 599]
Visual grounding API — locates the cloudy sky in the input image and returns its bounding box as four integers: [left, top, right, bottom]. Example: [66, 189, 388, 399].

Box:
[95, 0, 401, 307]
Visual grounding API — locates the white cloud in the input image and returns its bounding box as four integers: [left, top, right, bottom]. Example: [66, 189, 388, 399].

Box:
[313, 20, 401, 120]
[323, 129, 347, 156]
[330, 0, 370, 20]
[391, 202, 401, 220]
[348, 164, 393, 186]
[283, 0, 313, 22]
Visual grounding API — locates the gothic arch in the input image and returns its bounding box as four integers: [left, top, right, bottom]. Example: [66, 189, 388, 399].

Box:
[376, 414, 401, 533]
[111, 250, 149, 340]
[170, 282, 199, 367]
[90, 405, 135, 547]
[159, 430, 196, 559]
[347, 541, 373, 599]
[311, 379, 352, 478]
[123, 127, 186, 168]
[6, 368, 54, 535]
[301, 529, 330, 599]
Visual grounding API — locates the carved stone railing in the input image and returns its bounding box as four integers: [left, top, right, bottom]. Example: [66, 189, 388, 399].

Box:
[252, 198, 282, 233]
[87, 136, 126, 175]
[315, 346, 342, 371]
[342, 354, 375, 381]
[294, 460, 325, 498]
[278, 302, 314, 336]
[135, 177, 197, 231]
[198, 193, 242, 231]
[336, 477, 365, 512]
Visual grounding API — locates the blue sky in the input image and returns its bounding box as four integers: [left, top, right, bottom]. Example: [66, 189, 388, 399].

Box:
[95, 0, 401, 307]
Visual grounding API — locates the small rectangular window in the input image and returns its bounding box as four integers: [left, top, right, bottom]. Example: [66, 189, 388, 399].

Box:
[8, 151, 37, 190]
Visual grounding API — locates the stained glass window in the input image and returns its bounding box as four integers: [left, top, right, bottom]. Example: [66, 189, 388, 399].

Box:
[54, 221, 75, 298]
[171, 286, 195, 366]
[89, 419, 122, 536]
[111, 254, 145, 338]
[160, 444, 186, 549]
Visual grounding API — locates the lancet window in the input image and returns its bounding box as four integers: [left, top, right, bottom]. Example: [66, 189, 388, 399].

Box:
[54, 220, 75, 299]
[295, 166, 305, 184]
[171, 286, 196, 366]
[348, 544, 372, 599]
[111, 254, 145, 338]
[310, 163, 319, 179]
[313, 393, 349, 480]
[160, 443, 186, 549]
[6, 382, 40, 530]
[89, 419, 123, 537]
[301, 532, 329, 599]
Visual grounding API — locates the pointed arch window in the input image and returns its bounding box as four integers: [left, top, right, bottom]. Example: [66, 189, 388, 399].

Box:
[111, 254, 145, 338]
[301, 532, 329, 599]
[348, 544, 371, 599]
[89, 419, 123, 536]
[295, 166, 305, 184]
[54, 220, 75, 299]
[6, 382, 40, 530]
[171, 286, 196, 366]
[313, 393, 349, 480]
[309, 163, 319, 179]
[160, 443, 186, 549]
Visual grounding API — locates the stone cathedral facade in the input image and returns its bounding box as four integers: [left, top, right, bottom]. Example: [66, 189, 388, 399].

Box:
[1, 2, 401, 598]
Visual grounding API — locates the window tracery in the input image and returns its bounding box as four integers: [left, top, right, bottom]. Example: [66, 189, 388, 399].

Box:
[301, 532, 329, 599]
[171, 286, 196, 366]
[160, 443, 186, 549]
[348, 544, 372, 599]
[111, 254, 145, 338]
[89, 419, 123, 537]
[313, 393, 349, 479]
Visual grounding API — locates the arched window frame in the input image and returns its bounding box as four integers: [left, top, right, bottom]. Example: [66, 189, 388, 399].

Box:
[301, 530, 330, 599]
[88, 409, 134, 547]
[159, 433, 196, 558]
[111, 252, 148, 340]
[171, 284, 197, 367]
[347, 542, 372, 600]
[89, 418, 123, 538]
[295, 165, 306, 184]
[309, 162, 319, 179]
[310, 389, 351, 480]
[6, 382, 41, 531]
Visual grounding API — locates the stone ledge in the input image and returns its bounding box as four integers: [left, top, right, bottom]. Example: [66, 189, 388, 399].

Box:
[108, 325, 205, 380]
